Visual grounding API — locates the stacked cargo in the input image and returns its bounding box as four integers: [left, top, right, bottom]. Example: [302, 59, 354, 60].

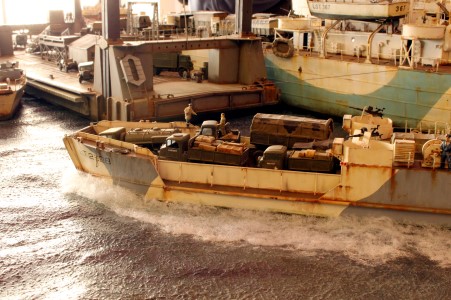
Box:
[217, 142, 246, 155]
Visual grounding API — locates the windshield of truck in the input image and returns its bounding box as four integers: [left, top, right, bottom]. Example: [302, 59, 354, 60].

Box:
[166, 139, 178, 148]
[201, 128, 213, 136]
[264, 153, 280, 160]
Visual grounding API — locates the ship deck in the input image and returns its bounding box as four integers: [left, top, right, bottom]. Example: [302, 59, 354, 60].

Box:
[9, 51, 89, 94]
[1, 50, 278, 121]
[291, 48, 451, 74]
[3, 50, 258, 97]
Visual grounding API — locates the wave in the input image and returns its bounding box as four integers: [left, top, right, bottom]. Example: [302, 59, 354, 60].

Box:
[62, 170, 451, 267]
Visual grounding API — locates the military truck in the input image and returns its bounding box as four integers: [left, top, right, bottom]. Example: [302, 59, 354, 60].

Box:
[14, 33, 28, 49]
[250, 113, 334, 149]
[99, 126, 180, 149]
[157, 116, 337, 170]
[58, 58, 78, 73]
[153, 52, 193, 77]
[159, 133, 250, 166]
[257, 144, 336, 173]
[133, 15, 151, 31]
[78, 61, 94, 83]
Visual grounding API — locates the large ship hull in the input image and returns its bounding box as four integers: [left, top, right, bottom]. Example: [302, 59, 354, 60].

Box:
[63, 124, 451, 227]
[307, 2, 410, 20]
[264, 53, 451, 129]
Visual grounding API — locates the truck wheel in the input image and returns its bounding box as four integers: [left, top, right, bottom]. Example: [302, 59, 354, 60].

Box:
[79, 76, 83, 83]
[252, 150, 263, 166]
[178, 68, 186, 78]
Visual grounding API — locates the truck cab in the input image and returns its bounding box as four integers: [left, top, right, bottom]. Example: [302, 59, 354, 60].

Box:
[159, 133, 190, 162]
[198, 120, 241, 143]
[257, 145, 286, 169]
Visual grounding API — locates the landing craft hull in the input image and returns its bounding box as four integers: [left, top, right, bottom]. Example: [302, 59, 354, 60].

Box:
[264, 54, 451, 129]
[0, 84, 25, 120]
[63, 128, 451, 227]
[64, 135, 160, 195]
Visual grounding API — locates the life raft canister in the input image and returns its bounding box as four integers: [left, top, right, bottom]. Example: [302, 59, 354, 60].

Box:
[272, 38, 294, 58]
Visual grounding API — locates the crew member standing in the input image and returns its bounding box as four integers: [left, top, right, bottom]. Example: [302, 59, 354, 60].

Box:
[219, 113, 227, 136]
[441, 134, 451, 170]
[184, 103, 197, 127]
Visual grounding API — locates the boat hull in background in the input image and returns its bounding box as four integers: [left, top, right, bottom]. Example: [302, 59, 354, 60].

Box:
[265, 53, 451, 129]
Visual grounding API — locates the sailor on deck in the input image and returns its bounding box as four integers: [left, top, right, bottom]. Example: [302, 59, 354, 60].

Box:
[441, 134, 451, 170]
[184, 103, 197, 127]
[219, 113, 227, 136]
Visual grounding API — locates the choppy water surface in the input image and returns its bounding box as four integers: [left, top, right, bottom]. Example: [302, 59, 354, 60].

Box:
[1, 97, 450, 299]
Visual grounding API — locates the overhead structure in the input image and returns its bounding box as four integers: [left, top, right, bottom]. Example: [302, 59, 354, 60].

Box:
[235, 0, 253, 37]
[126, 1, 159, 39]
[99, 0, 122, 101]
[38, 35, 79, 62]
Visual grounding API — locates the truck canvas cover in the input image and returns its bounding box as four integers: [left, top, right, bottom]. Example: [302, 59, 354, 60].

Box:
[250, 113, 333, 147]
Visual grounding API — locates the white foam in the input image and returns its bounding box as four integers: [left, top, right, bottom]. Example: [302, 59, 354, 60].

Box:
[62, 170, 451, 267]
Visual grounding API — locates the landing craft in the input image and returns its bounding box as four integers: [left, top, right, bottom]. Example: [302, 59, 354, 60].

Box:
[0, 62, 26, 120]
[63, 113, 451, 227]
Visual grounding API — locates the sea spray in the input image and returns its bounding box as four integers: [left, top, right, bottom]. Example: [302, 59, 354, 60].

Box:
[62, 170, 451, 267]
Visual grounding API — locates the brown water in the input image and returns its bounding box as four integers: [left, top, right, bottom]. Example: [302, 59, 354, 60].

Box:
[1, 97, 450, 299]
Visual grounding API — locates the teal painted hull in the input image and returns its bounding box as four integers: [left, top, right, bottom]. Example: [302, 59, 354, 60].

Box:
[264, 53, 451, 129]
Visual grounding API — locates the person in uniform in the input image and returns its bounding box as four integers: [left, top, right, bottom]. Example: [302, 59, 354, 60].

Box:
[184, 103, 197, 127]
[219, 112, 227, 136]
[440, 134, 451, 170]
